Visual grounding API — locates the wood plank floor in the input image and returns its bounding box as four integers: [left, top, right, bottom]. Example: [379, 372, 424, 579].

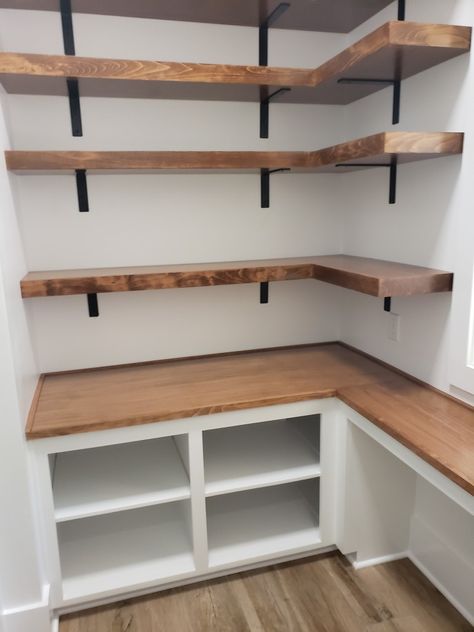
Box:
[59, 552, 471, 631]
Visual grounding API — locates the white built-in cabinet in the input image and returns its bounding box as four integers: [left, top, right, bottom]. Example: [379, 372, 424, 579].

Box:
[31, 400, 341, 608]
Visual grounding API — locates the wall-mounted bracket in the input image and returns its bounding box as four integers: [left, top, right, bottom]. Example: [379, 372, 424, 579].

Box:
[335, 160, 398, 204]
[337, 78, 401, 125]
[75, 169, 89, 212]
[87, 293, 99, 317]
[260, 282, 269, 304]
[261, 168, 291, 208]
[260, 88, 291, 139]
[398, 0, 406, 21]
[60, 0, 83, 136]
[384, 297, 392, 313]
[259, 3, 290, 138]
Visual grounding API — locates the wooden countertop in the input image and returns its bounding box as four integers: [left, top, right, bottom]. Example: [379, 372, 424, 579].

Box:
[27, 343, 474, 495]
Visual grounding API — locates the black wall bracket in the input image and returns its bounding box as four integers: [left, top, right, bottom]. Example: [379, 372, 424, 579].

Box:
[60, 0, 83, 137]
[260, 281, 269, 304]
[384, 297, 392, 313]
[75, 169, 90, 212]
[260, 88, 291, 138]
[261, 168, 291, 208]
[259, 3, 291, 138]
[337, 78, 401, 125]
[87, 293, 99, 317]
[398, 0, 406, 21]
[335, 160, 398, 204]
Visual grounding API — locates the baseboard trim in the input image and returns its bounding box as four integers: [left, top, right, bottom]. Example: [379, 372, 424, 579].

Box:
[349, 551, 409, 570]
[1, 584, 51, 632]
[408, 552, 474, 626]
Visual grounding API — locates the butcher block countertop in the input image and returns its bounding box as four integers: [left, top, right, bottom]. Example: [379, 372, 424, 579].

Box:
[26, 343, 474, 495]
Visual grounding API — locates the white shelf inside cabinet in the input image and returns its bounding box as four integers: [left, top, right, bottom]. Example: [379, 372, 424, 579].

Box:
[204, 418, 320, 496]
[58, 502, 195, 601]
[53, 438, 190, 522]
[207, 481, 321, 568]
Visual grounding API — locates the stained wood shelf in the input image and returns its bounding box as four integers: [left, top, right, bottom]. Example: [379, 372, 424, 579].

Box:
[20, 255, 453, 300]
[5, 131, 464, 174]
[26, 344, 474, 495]
[0, 22, 470, 103]
[0, 0, 394, 33]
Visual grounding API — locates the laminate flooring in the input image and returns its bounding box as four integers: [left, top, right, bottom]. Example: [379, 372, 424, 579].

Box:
[59, 552, 471, 631]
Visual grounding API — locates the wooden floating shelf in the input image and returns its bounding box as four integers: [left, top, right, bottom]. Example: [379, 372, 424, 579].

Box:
[20, 255, 453, 299]
[0, 22, 470, 103]
[5, 132, 464, 174]
[0, 0, 394, 33]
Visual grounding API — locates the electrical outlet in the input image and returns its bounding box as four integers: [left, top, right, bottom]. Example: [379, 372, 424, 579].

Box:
[388, 313, 401, 342]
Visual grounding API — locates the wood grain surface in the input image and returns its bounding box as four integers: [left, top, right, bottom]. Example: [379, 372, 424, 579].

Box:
[0, 0, 395, 33]
[26, 343, 474, 495]
[59, 552, 472, 632]
[4, 132, 464, 173]
[19, 255, 454, 299]
[0, 23, 470, 103]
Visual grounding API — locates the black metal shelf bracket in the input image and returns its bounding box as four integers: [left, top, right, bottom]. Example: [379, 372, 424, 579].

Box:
[384, 297, 392, 313]
[87, 293, 99, 317]
[260, 281, 269, 304]
[335, 160, 398, 204]
[398, 0, 406, 21]
[60, 0, 83, 137]
[337, 78, 401, 125]
[75, 169, 90, 212]
[259, 3, 291, 138]
[260, 88, 291, 139]
[261, 168, 291, 208]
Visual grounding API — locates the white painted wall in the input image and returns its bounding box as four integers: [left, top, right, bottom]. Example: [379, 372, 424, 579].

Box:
[339, 0, 474, 401]
[0, 95, 49, 631]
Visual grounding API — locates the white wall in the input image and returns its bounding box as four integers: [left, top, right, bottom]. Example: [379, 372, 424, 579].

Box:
[0, 94, 49, 631]
[339, 0, 474, 401]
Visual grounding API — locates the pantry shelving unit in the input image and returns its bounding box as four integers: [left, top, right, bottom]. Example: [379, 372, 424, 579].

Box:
[4, 0, 471, 615]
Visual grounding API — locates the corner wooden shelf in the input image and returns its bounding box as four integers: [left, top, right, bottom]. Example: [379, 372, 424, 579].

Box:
[25, 343, 474, 495]
[0, 0, 394, 33]
[20, 255, 453, 299]
[0, 23, 470, 103]
[4, 131, 464, 174]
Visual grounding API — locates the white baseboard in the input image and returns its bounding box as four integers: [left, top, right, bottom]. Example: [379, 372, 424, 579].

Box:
[1, 584, 51, 632]
[408, 552, 474, 626]
[347, 548, 473, 626]
[349, 551, 409, 570]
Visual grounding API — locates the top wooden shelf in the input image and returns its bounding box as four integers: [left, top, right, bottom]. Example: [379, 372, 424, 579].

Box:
[25, 342, 474, 496]
[0, 0, 394, 33]
[4, 132, 464, 174]
[0, 22, 470, 103]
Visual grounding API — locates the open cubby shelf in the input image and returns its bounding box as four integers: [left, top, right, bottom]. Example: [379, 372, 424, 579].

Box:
[52, 437, 190, 522]
[207, 480, 321, 568]
[0, 22, 470, 103]
[0, 0, 395, 33]
[203, 416, 320, 497]
[20, 255, 454, 300]
[58, 501, 195, 601]
[5, 131, 464, 173]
